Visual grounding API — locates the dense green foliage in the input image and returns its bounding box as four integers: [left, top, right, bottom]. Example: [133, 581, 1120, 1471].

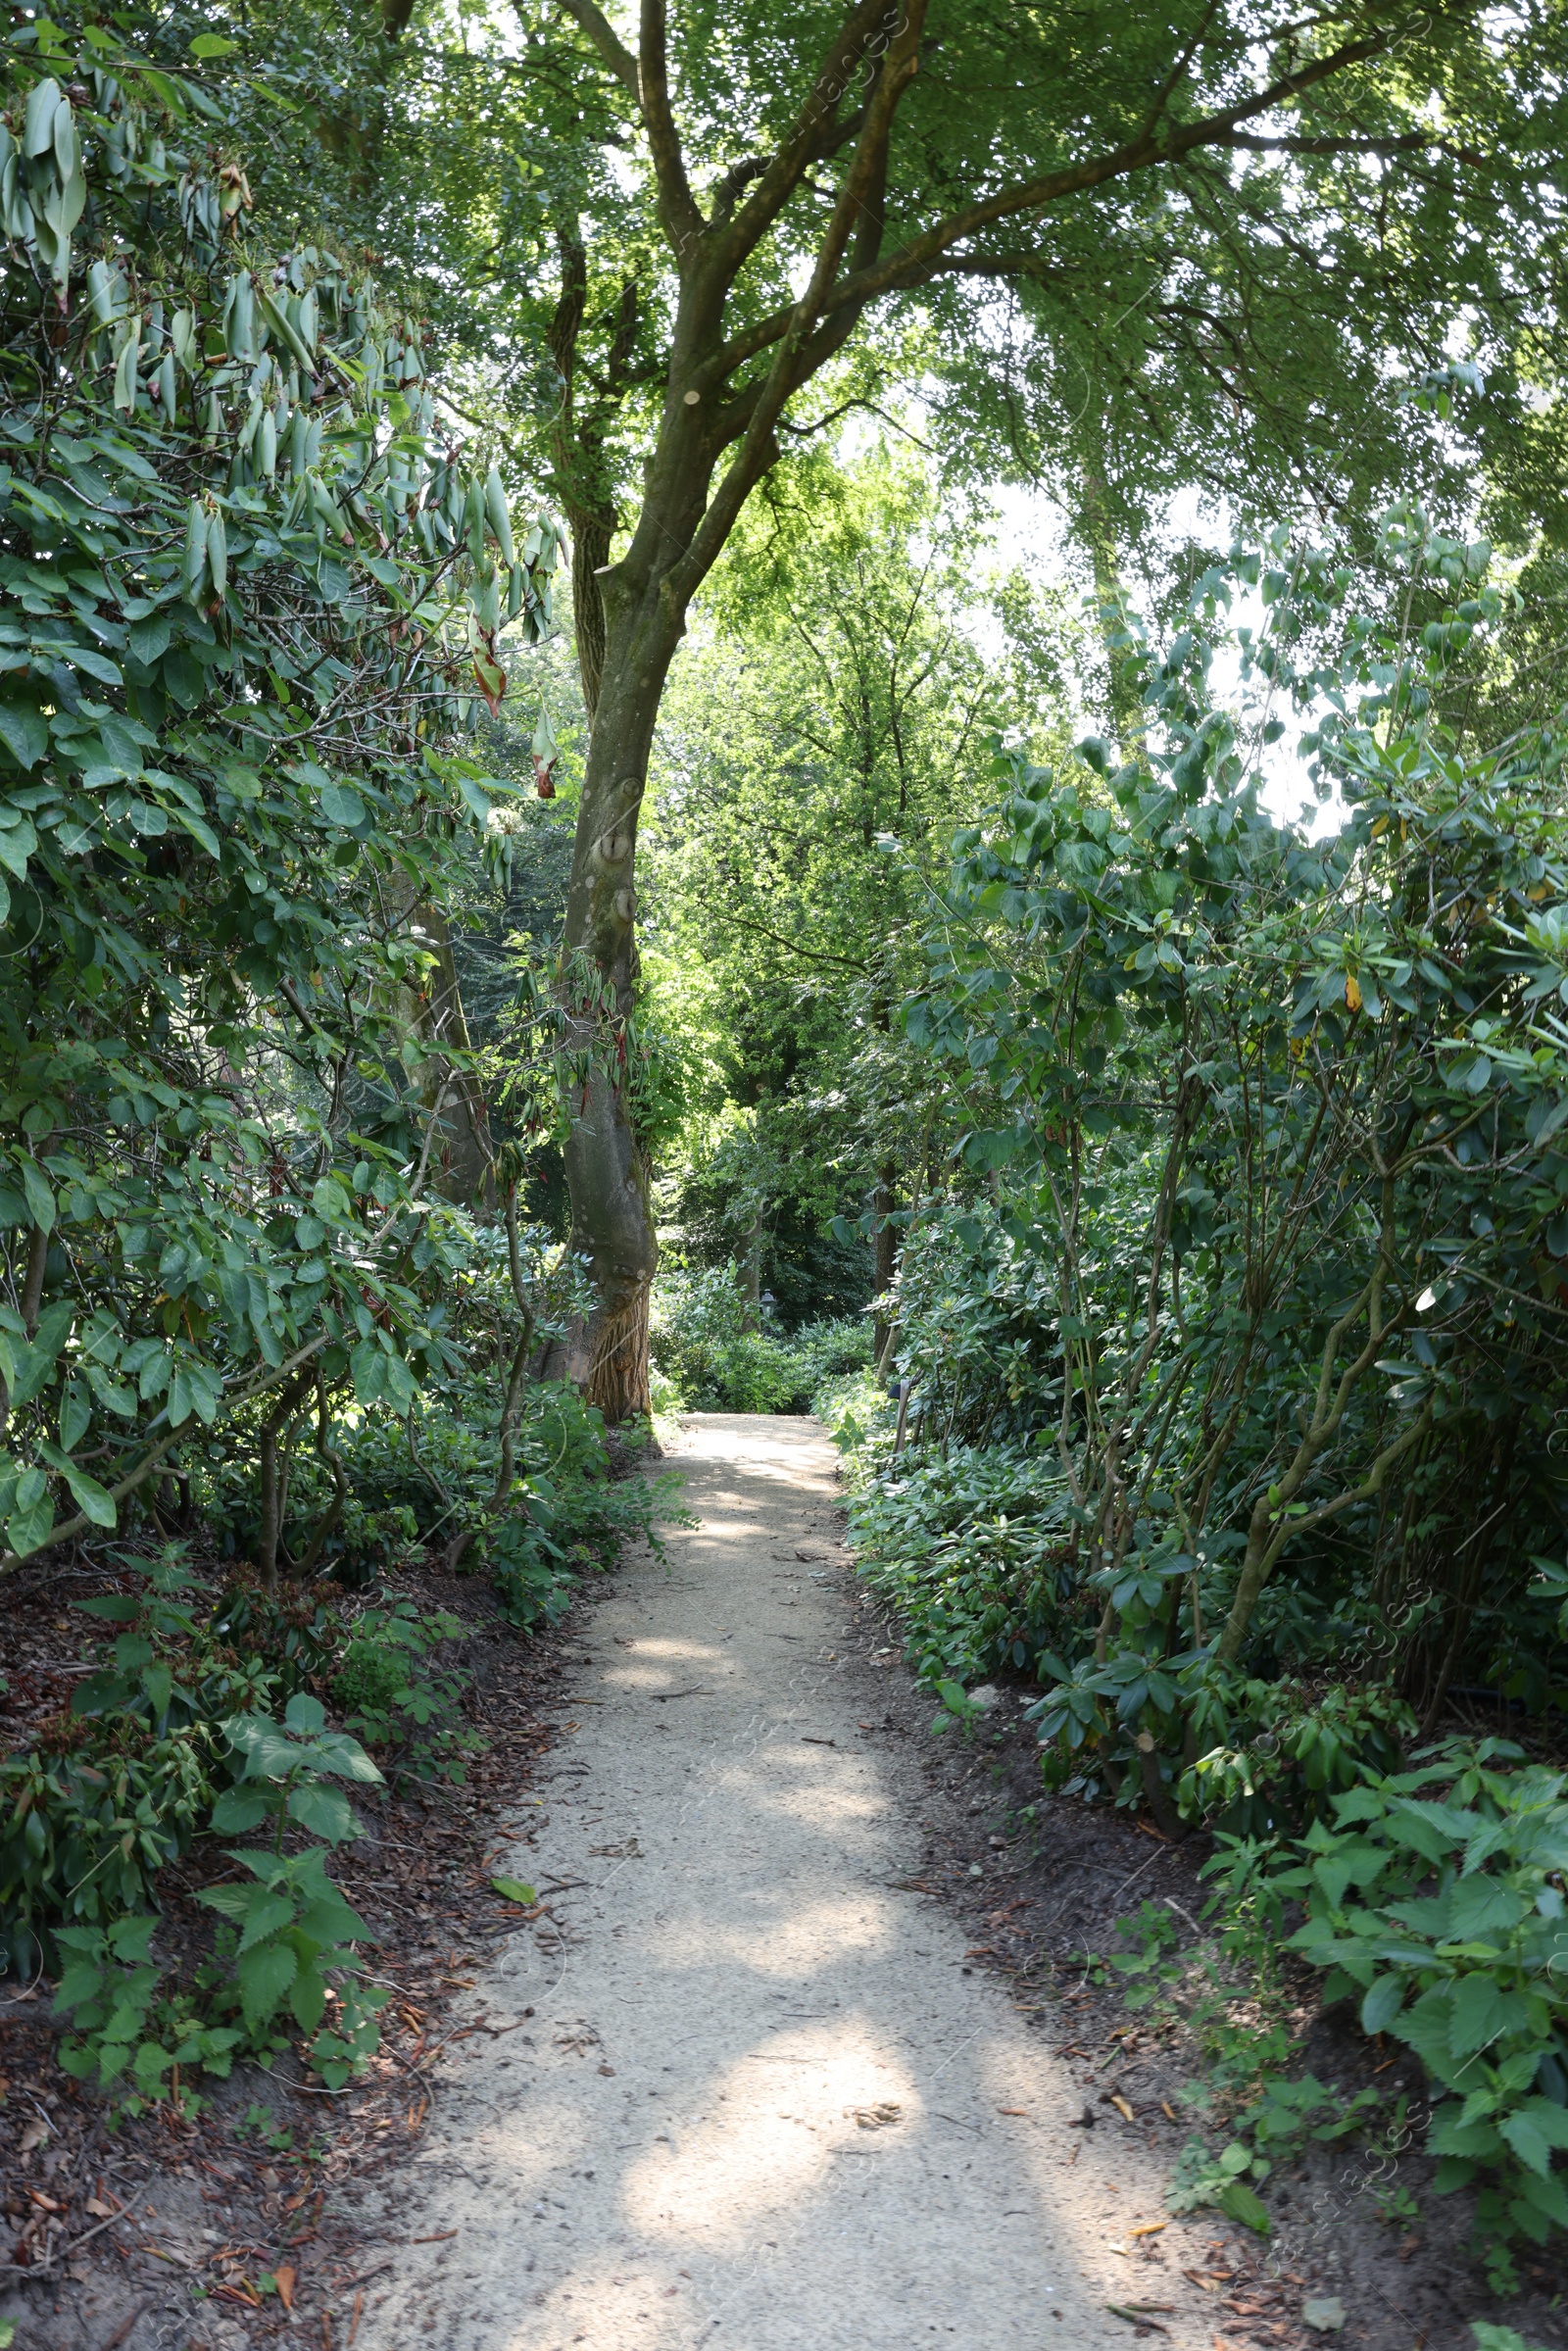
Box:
[817, 509, 1568, 2269]
[0, 7, 678, 2120]
[650, 1264, 870, 1412]
[5, 0, 1568, 2293]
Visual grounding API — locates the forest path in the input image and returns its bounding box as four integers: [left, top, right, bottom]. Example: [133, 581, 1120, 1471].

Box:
[351, 1415, 1200, 2351]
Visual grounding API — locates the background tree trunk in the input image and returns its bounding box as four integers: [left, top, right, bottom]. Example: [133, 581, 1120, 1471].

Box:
[555, 574, 685, 1421]
[873, 1162, 898, 1362]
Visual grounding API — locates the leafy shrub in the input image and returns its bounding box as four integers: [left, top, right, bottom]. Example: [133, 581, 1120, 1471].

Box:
[1, 1724, 213, 1975]
[47, 1695, 388, 2109]
[813, 1366, 891, 1464]
[331, 1599, 483, 1787]
[489, 1509, 576, 1632]
[652, 1270, 873, 1413]
[1178, 1678, 1416, 1838]
[209, 1572, 346, 1694]
[784, 1317, 875, 1402]
[844, 1439, 1078, 1688]
[54, 1915, 242, 2114]
[1246, 1740, 1568, 2271]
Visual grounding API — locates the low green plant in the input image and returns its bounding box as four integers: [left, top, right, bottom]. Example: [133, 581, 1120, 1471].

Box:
[44, 1700, 388, 2104]
[489, 1503, 576, 1632]
[235, 2104, 302, 2154]
[208, 1573, 348, 1693]
[1167, 2133, 1273, 2232]
[1371, 2180, 1422, 2229]
[1264, 1739, 1568, 2265]
[845, 1439, 1078, 1690]
[929, 1678, 987, 1737]
[199, 1844, 387, 2085]
[53, 1914, 243, 2116]
[1, 1722, 214, 1973]
[198, 1694, 389, 2084]
[1105, 1899, 1183, 2011]
[62, 1549, 279, 1738]
[651, 1273, 871, 1413]
[332, 1599, 483, 1787]
[1179, 1678, 1417, 1839]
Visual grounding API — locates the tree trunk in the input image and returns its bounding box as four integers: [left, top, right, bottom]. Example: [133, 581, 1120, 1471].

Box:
[557, 576, 685, 1421]
[872, 1161, 898, 1362]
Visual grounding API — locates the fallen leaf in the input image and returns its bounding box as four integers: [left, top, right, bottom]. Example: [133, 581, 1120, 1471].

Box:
[1110, 2094, 1136, 2123]
[1128, 2221, 1167, 2239]
[998, 2106, 1029, 2116]
[1302, 2299, 1346, 2334]
[491, 1878, 536, 1905]
[275, 2263, 296, 2312]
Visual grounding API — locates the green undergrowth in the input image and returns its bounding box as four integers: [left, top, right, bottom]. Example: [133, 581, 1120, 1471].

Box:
[1071, 1740, 1568, 2290]
[824, 1392, 1568, 2289]
[651, 1264, 872, 1413]
[2, 1376, 682, 2121]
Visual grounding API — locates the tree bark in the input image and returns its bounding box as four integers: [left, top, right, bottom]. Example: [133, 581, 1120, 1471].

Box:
[872, 1161, 898, 1361]
[557, 566, 688, 1420]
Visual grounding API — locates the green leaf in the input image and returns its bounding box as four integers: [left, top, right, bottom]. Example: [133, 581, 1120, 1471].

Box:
[139, 1660, 172, 1718]
[318, 780, 367, 829]
[0, 700, 48, 771]
[189, 30, 241, 54]
[1360, 1974, 1405, 2035]
[1498, 2108, 1559, 2180]
[491, 1877, 537, 1905]
[237, 1889, 295, 1953]
[287, 1782, 360, 1845]
[235, 1938, 298, 2028]
[210, 1787, 270, 1836]
[19, 1156, 55, 1234]
[1217, 2180, 1271, 2234]
[62, 1463, 117, 1527]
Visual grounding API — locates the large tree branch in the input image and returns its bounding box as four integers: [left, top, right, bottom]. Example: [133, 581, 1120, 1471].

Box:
[708, 13, 1461, 385]
[637, 0, 705, 252]
[714, 0, 911, 273]
[1219, 128, 1487, 164]
[669, 4, 924, 601]
[552, 0, 638, 96]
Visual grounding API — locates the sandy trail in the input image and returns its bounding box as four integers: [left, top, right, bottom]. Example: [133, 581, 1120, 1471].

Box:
[352, 1415, 1201, 2350]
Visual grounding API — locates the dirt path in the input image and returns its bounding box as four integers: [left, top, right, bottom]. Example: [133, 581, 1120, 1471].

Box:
[350, 1416, 1209, 2350]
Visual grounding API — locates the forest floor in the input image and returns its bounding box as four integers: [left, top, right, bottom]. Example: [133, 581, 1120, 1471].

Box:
[4, 1413, 1564, 2349]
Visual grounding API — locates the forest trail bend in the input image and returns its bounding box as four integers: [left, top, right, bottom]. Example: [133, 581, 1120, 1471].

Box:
[352, 1415, 1195, 2351]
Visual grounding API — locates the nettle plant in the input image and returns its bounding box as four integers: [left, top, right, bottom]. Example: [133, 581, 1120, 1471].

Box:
[52, 1693, 387, 2107]
[201, 1694, 387, 2085]
[0, 8, 564, 1580]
